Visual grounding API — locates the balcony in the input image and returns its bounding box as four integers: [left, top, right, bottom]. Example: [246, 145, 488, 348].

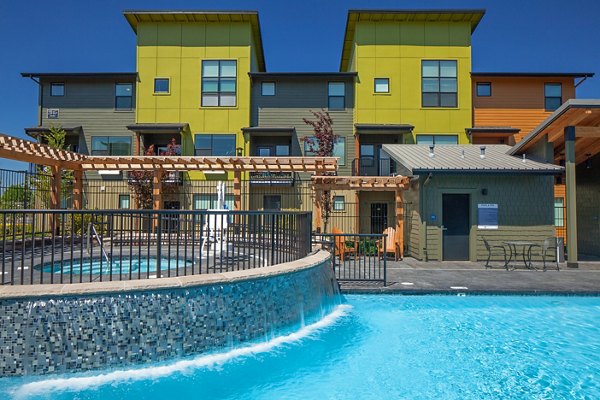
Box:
[352, 158, 396, 176]
[249, 171, 295, 186]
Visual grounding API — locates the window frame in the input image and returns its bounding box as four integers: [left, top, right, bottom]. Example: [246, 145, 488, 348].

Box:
[374, 78, 390, 93]
[119, 194, 131, 209]
[154, 78, 170, 95]
[115, 83, 133, 110]
[304, 136, 345, 166]
[415, 134, 459, 146]
[193, 134, 237, 157]
[333, 196, 345, 212]
[328, 82, 345, 110]
[476, 82, 492, 97]
[91, 136, 132, 156]
[421, 60, 458, 108]
[554, 197, 565, 227]
[201, 60, 237, 107]
[261, 81, 276, 96]
[50, 82, 65, 97]
[544, 83, 562, 112]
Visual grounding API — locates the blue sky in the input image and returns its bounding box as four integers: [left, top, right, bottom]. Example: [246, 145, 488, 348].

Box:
[0, 0, 598, 170]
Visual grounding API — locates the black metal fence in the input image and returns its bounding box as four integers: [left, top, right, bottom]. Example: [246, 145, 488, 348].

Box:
[0, 209, 312, 285]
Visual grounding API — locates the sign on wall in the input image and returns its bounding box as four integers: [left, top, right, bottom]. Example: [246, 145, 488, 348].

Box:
[47, 109, 59, 119]
[478, 204, 498, 229]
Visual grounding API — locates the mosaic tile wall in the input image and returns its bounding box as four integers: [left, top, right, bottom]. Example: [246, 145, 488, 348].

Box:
[0, 260, 339, 377]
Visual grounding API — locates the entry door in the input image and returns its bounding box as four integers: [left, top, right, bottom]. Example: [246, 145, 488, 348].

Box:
[442, 194, 470, 261]
[370, 203, 388, 234]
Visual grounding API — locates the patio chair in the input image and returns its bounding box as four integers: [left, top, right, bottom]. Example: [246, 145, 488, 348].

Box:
[528, 237, 559, 271]
[482, 237, 508, 269]
[376, 227, 401, 261]
[332, 227, 356, 262]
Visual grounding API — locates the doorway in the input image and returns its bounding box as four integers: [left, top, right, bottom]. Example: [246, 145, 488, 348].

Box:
[442, 194, 470, 261]
[370, 203, 388, 234]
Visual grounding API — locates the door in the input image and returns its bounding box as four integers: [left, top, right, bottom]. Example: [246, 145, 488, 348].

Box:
[370, 203, 388, 234]
[263, 195, 281, 210]
[442, 194, 470, 261]
[164, 201, 180, 232]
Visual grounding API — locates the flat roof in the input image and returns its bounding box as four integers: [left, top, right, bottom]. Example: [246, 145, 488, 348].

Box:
[383, 144, 563, 175]
[21, 72, 137, 79]
[472, 72, 595, 78]
[340, 9, 486, 71]
[123, 10, 266, 71]
[126, 123, 188, 133]
[355, 123, 414, 133]
[249, 72, 357, 79]
[467, 127, 520, 133]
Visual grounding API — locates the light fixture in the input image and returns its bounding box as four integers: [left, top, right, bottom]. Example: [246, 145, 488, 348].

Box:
[585, 153, 592, 169]
[236, 147, 244, 157]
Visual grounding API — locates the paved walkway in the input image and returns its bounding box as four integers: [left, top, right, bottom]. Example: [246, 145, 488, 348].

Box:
[339, 258, 600, 294]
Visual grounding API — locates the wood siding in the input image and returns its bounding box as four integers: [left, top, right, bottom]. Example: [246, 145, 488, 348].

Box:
[472, 76, 576, 142]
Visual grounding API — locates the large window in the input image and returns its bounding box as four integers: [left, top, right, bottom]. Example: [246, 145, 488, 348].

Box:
[416, 135, 458, 146]
[50, 83, 65, 97]
[545, 83, 562, 111]
[201, 60, 237, 107]
[476, 82, 491, 97]
[422, 60, 457, 108]
[194, 134, 236, 156]
[115, 83, 133, 110]
[256, 145, 290, 156]
[91, 136, 132, 156]
[193, 194, 234, 210]
[328, 82, 345, 109]
[304, 137, 345, 165]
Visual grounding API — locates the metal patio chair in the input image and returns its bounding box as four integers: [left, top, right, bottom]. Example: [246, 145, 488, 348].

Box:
[482, 237, 508, 269]
[528, 237, 560, 271]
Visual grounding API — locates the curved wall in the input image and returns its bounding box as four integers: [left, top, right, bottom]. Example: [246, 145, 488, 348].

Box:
[0, 251, 337, 377]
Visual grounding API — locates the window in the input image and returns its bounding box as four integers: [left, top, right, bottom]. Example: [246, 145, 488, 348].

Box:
[91, 136, 132, 156]
[255, 144, 289, 157]
[261, 82, 275, 96]
[554, 197, 564, 227]
[50, 83, 64, 97]
[374, 78, 389, 93]
[201, 60, 237, 107]
[476, 82, 491, 97]
[119, 195, 130, 209]
[304, 137, 345, 165]
[263, 195, 281, 210]
[154, 78, 170, 94]
[115, 83, 133, 110]
[333, 196, 345, 211]
[328, 82, 345, 109]
[193, 194, 234, 210]
[194, 134, 236, 156]
[416, 135, 458, 146]
[545, 83, 562, 111]
[422, 60, 457, 108]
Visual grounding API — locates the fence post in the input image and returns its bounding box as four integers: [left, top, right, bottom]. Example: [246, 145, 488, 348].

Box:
[156, 213, 162, 278]
[270, 213, 275, 266]
[383, 235, 387, 286]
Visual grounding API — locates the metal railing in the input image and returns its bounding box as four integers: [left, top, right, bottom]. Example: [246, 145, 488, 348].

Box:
[352, 158, 396, 176]
[319, 233, 387, 285]
[0, 209, 312, 285]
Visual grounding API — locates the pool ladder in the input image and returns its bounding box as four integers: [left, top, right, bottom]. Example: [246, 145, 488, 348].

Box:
[87, 222, 111, 265]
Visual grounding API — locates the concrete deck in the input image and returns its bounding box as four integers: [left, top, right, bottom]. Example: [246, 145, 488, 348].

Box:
[339, 258, 600, 294]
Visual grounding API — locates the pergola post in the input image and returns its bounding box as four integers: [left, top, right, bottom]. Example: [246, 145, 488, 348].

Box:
[314, 188, 323, 233]
[153, 169, 164, 210]
[395, 189, 404, 259]
[135, 132, 141, 156]
[565, 126, 578, 268]
[73, 168, 83, 210]
[50, 165, 61, 209]
[233, 170, 242, 211]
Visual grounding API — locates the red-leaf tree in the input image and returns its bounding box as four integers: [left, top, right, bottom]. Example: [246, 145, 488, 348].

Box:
[303, 110, 337, 233]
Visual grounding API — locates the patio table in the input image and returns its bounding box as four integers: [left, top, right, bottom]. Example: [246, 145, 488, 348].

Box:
[504, 241, 537, 270]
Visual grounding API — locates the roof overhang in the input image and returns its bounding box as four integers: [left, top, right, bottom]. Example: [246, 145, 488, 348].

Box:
[21, 72, 137, 80]
[126, 123, 189, 134]
[466, 127, 520, 139]
[123, 10, 266, 71]
[472, 72, 595, 78]
[241, 126, 295, 136]
[355, 123, 414, 134]
[311, 175, 409, 191]
[249, 72, 357, 80]
[25, 126, 83, 138]
[340, 9, 485, 71]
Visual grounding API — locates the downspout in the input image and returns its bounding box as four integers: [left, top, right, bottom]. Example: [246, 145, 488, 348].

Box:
[28, 76, 42, 129]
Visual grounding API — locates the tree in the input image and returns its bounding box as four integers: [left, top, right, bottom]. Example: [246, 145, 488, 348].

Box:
[303, 110, 338, 233]
[127, 138, 180, 209]
[0, 184, 32, 209]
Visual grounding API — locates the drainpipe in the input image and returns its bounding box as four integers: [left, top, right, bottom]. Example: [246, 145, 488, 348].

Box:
[28, 76, 43, 129]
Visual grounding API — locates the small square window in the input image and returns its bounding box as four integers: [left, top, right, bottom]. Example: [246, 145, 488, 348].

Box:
[50, 83, 64, 96]
[374, 78, 389, 93]
[333, 196, 345, 211]
[476, 82, 491, 97]
[119, 195, 130, 209]
[261, 82, 275, 96]
[154, 78, 170, 94]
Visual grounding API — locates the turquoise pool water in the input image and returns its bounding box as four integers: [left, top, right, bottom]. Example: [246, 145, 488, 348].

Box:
[3, 295, 599, 399]
[38, 257, 193, 275]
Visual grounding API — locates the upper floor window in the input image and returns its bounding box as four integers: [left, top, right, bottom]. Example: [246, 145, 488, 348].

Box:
[422, 60, 457, 108]
[261, 82, 275, 96]
[544, 83, 562, 111]
[91, 136, 132, 156]
[115, 83, 133, 110]
[50, 83, 65, 97]
[304, 136, 345, 165]
[256, 144, 289, 157]
[194, 134, 236, 156]
[374, 78, 390, 93]
[476, 82, 491, 97]
[201, 60, 237, 107]
[154, 78, 170, 94]
[416, 135, 458, 146]
[328, 82, 345, 109]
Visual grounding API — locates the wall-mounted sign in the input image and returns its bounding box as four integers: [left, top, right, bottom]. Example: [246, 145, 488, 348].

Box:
[430, 214, 437, 221]
[47, 109, 59, 119]
[478, 204, 498, 229]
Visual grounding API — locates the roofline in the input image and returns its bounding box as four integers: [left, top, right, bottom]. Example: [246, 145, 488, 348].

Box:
[509, 99, 600, 155]
[412, 169, 563, 175]
[355, 123, 415, 132]
[472, 72, 595, 78]
[340, 9, 486, 71]
[466, 127, 521, 133]
[241, 126, 295, 132]
[21, 72, 137, 79]
[249, 72, 357, 78]
[123, 10, 266, 72]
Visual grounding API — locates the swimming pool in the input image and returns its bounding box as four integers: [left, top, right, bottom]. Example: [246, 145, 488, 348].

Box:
[38, 257, 193, 275]
[3, 295, 599, 399]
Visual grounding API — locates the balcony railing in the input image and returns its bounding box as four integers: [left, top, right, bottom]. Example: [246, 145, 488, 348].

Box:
[352, 158, 395, 176]
[249, 171, 295, 186]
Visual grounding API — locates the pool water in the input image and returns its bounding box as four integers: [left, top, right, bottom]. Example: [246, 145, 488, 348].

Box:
[3, 295, 599, 399]
[39, 257, 193, 275]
